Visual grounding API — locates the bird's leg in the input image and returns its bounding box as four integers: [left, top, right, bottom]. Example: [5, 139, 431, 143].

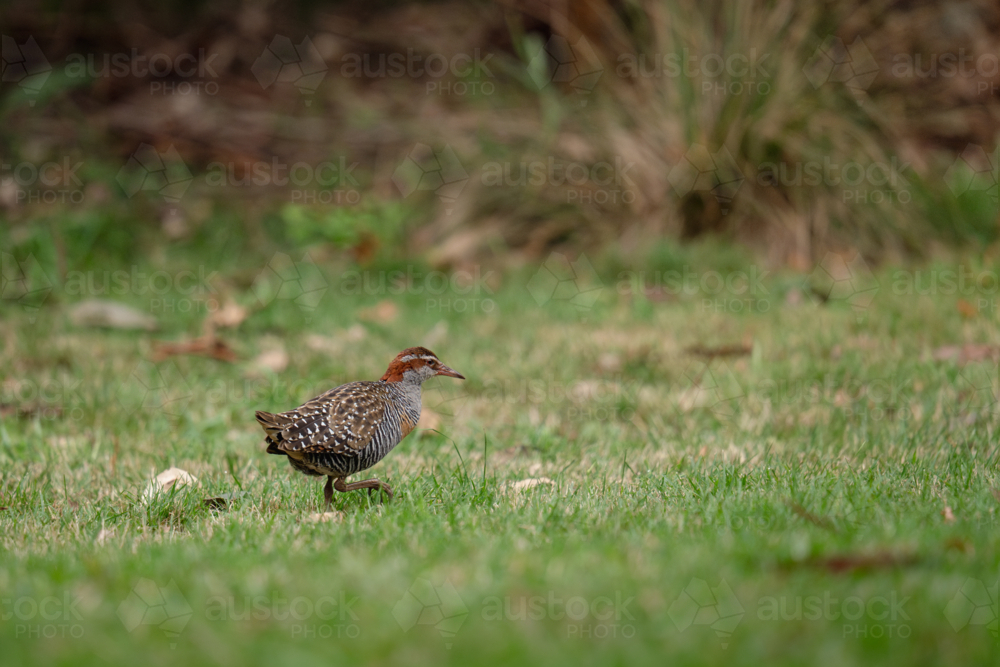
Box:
[334, 476, 394, 502]
[323, 476, 334, 510]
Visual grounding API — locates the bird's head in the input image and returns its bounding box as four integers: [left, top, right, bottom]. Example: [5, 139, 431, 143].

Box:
[380, 347, 465, 384]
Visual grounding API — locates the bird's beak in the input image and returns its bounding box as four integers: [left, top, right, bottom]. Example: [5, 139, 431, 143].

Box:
[436, 364, 465, 380]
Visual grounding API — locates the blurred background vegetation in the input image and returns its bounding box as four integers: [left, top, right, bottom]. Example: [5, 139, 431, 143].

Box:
[1, 0, 999, 279]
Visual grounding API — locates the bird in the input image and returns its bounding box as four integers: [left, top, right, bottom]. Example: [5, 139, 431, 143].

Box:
[255, 347, 464, 508]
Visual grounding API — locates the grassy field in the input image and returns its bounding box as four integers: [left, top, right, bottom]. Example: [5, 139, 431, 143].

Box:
[2, 239, 1000, 665]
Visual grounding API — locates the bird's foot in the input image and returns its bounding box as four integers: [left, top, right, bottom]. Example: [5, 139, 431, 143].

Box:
[334, 477, 393, 502]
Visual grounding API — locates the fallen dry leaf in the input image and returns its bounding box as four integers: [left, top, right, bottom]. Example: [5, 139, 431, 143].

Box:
[152, 335, 238, 362]
[142, 467, 198, 503]
[69, 299, 157, 330]
[304, 334, 340, 355]
[358, 300, 398, 324]
[932, 344, 1000, 363]
[152, 467, 197, 489]
[204, 491, 246, 510]
[341, 324, 367, 342]
[957, 299, 978, 318]
[634, 285, 675, 303]
[161, 206, 189, 239]
[945, 538, 974, 555]
[686, 342, 752, 358]
[508, 478, 555, 493]
[208, 298, 249, 329]
[494, 445, 535, 463]
[350, 231, 380, 264]
[252, 347, 289, 374]
[598, 352, 623, 373]
[784, 288, 804, 307]
[781, 551, 919, 573]
[304, 325, 366, 355]
[0, 402, 61, 419]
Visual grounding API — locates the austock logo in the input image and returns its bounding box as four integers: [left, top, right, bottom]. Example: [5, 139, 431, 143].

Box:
[0, 252, 53, 322]
[116, 359, 193, 417]
[339, 47, 496, 97]
[758, 591, 910, 638]
[117, 579, 193, 648]
[204, 155, 361, 204]
[526, 34, 603, 102]
[1, 35, 51, 104]
[64, 48, 220, 96]
[615, 48, 772, 97]
[205, 592, 361, 639]
[251, 252, 328, 319]
[668, 144, 745, 213]
[957, 362, 999, 415]
[806, 251, 879, 321]
[944, 144, 999, 204]
[480, 376, 638, 424]
[668, 579, 744, 648]
[116, 144, 193, 203]
[803, 35, 878, 93]
[481, 591, 636, 639]
[675, 360, 745, 422]
[252, 36, 328, 105]
[422, 379, 472, 421]
[392, 143, 469, 214]
[1, 156, 86, 204]
[526, 252, 604, 314]
[946, 578, 1000, 638]
[2, 592, 84, 639]
[393, 578, 469, 649]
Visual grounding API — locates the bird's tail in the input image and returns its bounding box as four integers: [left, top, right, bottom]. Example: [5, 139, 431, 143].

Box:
[255, 410, 287, 455]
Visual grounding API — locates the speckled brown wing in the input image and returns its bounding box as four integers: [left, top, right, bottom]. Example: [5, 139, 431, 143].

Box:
[259, 381, 387, 457]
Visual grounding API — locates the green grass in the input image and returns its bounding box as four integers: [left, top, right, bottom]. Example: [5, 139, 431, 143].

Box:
[2, 239, 1000, 666]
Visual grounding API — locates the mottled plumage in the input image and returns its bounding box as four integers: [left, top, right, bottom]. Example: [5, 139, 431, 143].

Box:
[256, 347, 464, 507]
